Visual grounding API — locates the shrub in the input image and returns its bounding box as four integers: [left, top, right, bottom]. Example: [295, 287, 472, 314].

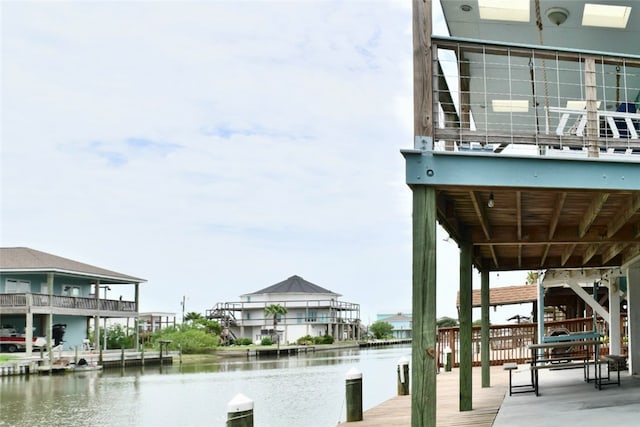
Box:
[260, 337, 273, 346]
[297, 335, 314, 345]
[152, 327, 219, 354]
[313, 335, 334, 345]
[235, 337, 252, 346]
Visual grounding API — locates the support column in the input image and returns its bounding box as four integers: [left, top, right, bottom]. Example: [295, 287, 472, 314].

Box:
[609, 279, 621, 355]
[585, 56, 599, 158]
[134, 283, 140, 351]
[537, 275, 545, 344]
[47, 273, 54, 365]
[480, 270, 490, 388]
[25, 294, 33, 356]
[627, 265, 640, 374]
[459, 241, 473, 411]
[411, 186, 437, 427]
[95, 282, 101, 351]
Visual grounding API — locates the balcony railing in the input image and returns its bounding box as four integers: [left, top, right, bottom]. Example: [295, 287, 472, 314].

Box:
[0, 293, 136, 314]
[431, 36, 640, 157]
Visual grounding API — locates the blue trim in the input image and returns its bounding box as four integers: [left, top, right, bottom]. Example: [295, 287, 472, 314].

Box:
[403, 150, 640, 191]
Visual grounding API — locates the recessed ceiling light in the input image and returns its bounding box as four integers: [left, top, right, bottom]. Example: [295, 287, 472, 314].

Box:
[461, 5, 472, 12]
[478, 0, 529, 22]
[582, 3, 631, 29]
[492, 100, 529, 113]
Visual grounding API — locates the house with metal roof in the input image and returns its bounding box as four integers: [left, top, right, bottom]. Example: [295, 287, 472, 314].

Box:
[0, 247, 145, 354]
[207, 275, 361, 344]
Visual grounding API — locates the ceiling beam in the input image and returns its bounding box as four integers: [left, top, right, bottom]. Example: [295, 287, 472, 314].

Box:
[516, 191, 522, 241]
[489, 245, 499, 268]
[578, 193, 609, 238]
[606, 194, 640, 238]
[469, 191, 491, 240]
[561, 243, 577, 266]
[583, 243, 599, 265]
[540, 244, 551, 267]
[603, 243, 628, 264]
[548, 192, 567, 240]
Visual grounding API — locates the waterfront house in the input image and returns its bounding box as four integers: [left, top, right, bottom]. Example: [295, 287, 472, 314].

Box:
[207, 275, 361, 344]
[377, 312, 412, 339]
[405, 1, 640, 424]
[0, 247, 145, 354]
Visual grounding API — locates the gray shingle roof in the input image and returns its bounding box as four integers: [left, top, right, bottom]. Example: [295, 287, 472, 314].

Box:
[0, 247, 145, 283]
[248, 275, 339, 296]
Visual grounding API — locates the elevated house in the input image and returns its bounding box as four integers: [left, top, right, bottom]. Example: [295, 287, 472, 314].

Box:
[0, 247, 145, 354]
[207, 275, 361, 344]
[406, 1, 640, 424]
[377, 312, 413, 339]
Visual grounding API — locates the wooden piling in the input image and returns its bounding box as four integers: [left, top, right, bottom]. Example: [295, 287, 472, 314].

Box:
[345, 368, 363, 422]
[397, 357, 410, 396]
[226, 393, 254, 427]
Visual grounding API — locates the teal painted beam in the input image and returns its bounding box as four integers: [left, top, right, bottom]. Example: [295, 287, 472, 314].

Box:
[403, 149, 640, 191]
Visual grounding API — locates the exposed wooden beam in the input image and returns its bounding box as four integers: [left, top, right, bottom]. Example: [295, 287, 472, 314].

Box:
[606, 194, 640, 238]
[583, 243, 599, 265]
[578, 193, 609, 238]
[516, 191, 522, 241]
[561, 243, 577, 266]
[603, 242, 628, 264]
[517, 244, 522, 268]
[469, 191, 492, 240]
[548, 192, 567, 240]
[540, 244, 551, 266]
[489, 245, 499, 269]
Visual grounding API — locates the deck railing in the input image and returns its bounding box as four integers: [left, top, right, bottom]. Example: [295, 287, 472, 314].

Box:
[0, 293, 136, 313]
[437, 315, 628, 367]
[431, 36, 640, 156]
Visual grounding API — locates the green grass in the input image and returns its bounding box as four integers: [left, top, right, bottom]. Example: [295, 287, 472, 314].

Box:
[0, 355, 17, 363]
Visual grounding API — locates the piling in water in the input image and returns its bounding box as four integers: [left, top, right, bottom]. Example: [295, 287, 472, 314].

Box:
[345, 367, 363, 422]
[227, 393, 254, 427]
[397, 356, 410, 396]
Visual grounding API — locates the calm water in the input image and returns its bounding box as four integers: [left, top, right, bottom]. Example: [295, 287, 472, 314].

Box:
[0, 345, 410, 427]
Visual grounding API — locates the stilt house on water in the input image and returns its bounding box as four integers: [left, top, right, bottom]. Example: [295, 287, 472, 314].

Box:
[407, 1, 640, 425]
[207, 275, 361, 345]
[0, 247, 145, 355]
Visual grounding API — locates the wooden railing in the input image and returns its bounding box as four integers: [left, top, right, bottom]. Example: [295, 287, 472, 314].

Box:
[437, 316, 628, 367]
[0, 293, 136, 313]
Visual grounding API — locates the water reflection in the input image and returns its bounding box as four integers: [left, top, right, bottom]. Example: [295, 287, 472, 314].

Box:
[0, 345, 410, 427]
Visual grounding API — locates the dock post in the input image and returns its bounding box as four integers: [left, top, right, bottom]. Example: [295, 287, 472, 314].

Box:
[121, 348, 125, 367]
[226, 393, 254, 427]
[345, 367, 363, 422]
[445, 346, 452, 372]
[397, 356, 410, 395]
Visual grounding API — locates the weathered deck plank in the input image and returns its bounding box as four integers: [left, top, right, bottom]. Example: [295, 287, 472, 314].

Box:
[341, 366, 509, 426]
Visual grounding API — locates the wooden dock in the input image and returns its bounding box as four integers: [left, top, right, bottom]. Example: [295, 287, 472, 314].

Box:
[341, 366, 509, 426]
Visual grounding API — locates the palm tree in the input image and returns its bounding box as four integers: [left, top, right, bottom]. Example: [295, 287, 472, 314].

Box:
[264, 304, 288, 349]
[184, 311, 203, 323]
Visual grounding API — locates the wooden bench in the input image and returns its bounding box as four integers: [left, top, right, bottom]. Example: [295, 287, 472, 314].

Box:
[504, 363, 535, 396]
[597, 354, 627, 389]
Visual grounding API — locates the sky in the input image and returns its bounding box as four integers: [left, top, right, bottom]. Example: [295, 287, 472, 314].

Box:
[1, 0, 531, 325]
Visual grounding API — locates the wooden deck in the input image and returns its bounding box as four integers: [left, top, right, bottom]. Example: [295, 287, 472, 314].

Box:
[341, 366, 509, 426]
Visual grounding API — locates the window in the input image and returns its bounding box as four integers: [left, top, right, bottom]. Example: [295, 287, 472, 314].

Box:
[5, 279, 30, 293]
[246, 312, 251, 320]
[297, 312, 303, 324]
[306, 311, 317, 322]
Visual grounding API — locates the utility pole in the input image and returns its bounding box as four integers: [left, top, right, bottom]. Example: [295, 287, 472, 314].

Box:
[181, 295, 186, 323]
